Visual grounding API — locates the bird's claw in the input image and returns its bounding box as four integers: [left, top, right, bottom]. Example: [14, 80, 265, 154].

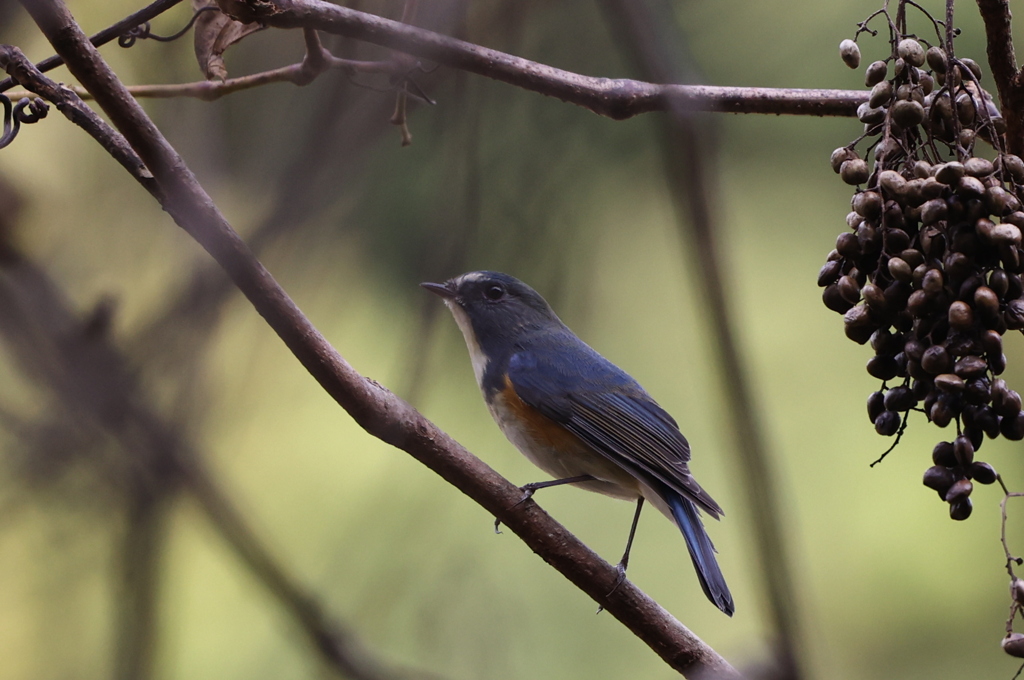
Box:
[595, 563, 629, 614]
[494, 485, 541, 534]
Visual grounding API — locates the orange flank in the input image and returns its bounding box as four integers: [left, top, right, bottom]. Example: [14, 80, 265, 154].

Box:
[499, 377, 585, 453]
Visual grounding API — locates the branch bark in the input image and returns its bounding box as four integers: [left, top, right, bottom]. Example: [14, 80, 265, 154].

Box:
[976, 0, 1024, 155]
[12, 0, 740, 676]
[217, 0, 865, 119]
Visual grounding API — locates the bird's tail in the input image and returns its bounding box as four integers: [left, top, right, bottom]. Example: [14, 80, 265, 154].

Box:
[666, 490, 734, 616]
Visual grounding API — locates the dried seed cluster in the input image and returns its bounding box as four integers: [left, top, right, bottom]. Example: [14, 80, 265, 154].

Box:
[823, 35, 1019, 521]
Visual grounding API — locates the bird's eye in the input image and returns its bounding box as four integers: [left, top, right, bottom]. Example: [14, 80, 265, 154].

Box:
[484, 284, 506, 301]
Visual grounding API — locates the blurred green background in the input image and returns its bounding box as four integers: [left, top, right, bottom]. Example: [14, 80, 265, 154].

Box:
[0, 0, 1021, 678]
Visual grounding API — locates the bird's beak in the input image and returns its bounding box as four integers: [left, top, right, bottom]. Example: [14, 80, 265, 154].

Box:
[420, 281, 457, 299]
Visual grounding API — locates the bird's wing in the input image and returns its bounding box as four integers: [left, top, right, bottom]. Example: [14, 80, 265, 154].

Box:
[507, 348, 723, 518]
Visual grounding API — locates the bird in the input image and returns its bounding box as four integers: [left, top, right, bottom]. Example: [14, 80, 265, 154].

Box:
[421, 271, 734, 616]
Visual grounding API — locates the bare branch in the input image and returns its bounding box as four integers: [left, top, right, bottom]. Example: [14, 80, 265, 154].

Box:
[976, 0, 1024, 153]
[218, 0, 865, 119]
[15, 0, 740, 676]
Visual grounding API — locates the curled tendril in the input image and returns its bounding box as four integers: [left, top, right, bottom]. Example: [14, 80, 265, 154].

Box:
[118, 5, 221, 47]
[15, 97, 48, 124]
[0, 95, 50, 150]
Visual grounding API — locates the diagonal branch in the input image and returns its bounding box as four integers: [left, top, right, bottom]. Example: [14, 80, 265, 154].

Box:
[217, 0, 865, 119]
[12, 0, 740, 677]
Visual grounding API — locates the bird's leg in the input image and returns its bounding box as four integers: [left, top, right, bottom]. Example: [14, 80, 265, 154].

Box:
[493, 474, 596, 533]
[599, 497, 645, 610]
[519, 474, 596, 499]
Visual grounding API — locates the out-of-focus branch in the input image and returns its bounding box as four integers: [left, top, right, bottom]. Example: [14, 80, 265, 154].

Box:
[218, 0, 865, 119]
[975, 0, 1024, 155]
[115, 490, 171, 680]
[0, 238, 430, 680]
[0, 0, 184, 93]
[600, 1, 805, 678]
[15, 0, 738, 676]
[185, 464, 406, 679]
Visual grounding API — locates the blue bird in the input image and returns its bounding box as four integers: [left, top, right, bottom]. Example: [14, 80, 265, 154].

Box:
[422, 271, 734, 615]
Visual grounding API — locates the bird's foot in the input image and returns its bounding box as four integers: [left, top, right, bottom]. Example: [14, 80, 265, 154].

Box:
[596, 562, 629, 614]
[494, 476, 595, 535]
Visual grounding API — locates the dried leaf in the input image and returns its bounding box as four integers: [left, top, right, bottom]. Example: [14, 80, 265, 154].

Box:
[192, 0, 263, 81]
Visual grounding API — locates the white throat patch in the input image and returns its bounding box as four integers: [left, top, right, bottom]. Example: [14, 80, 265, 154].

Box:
[446, 300, 489, 389]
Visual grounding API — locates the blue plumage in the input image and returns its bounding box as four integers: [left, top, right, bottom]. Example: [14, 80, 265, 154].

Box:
[423, 271, 734, 616]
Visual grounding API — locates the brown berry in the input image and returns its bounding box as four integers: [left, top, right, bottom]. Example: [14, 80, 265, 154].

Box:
[954, 435, 976, 466]
[830, 147, 857, 173]
[948, 301, 974, 330]
[932, 441, 956, 466]
[884, 386, 916, 411]
[969, 462, 997, 484]
[949, 497, 973, 520]
[926, 46, 947, 73]
[965, 157, 995, 177]
[923, 465, 955, 493]
[869, 80, 893, 108]
[840, 39, 861, 69]
[841, 159, 870, 185]
[921, 345, 952, 374]
[945, 477, 974, 502]
[865, 60, 888, 86]
[954, 355, 987, 379]
[1004, 633, 1024, 658]
[936, 162, 966, 185]
[874, 410, 901, 436]
[898, 39, 925, 67]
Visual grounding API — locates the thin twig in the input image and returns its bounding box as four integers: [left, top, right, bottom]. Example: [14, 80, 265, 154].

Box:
[217, 0, 866, 119]
[16, 0, 739, 676]
[5, 56, 414, 102]
[0, 0, 184, 93]
[1001, 487, 1024, 636]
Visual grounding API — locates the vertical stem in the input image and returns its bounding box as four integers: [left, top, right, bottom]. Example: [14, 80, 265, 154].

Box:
[599, 1, 806, 677]
[114, 488, 171, 680]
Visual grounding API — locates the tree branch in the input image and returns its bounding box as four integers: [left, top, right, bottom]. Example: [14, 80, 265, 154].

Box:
[217, 0, 864, 119]
[976, 0, 1024, 154]
[14, 0, 740, 676]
